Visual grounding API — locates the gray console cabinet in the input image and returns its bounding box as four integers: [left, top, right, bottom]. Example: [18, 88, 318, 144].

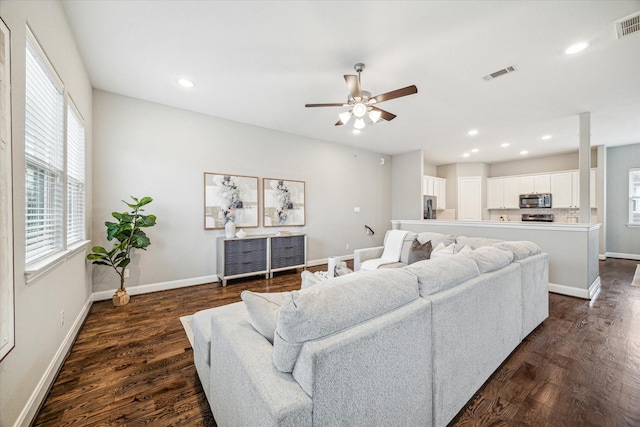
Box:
[217, 234, 306, 286]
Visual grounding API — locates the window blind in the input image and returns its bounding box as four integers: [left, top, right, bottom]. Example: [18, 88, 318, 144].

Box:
[67, 104, 85, 245]
[25, 33, 64, 263]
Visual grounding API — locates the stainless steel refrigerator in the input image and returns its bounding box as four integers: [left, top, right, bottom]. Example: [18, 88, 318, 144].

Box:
[423, 196, 437, 219]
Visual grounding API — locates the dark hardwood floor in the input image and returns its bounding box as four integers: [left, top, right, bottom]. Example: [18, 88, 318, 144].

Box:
[33, 259, 640, 426]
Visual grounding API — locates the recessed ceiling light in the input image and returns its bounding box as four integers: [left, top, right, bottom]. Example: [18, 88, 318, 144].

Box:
[501, 142, 510, 147]
[467, 129, 479, 136]
[463, 153, 470, 158]
[565, 42, 588, 55]
[471, 148, 479, 153]
[541, 135, 552, 140]
[176, 78, 194, 88]
[520, 150, 529, 155]
[352, 129, 361, 135]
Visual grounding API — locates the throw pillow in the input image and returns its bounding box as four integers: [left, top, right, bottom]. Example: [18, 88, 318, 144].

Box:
[241, 291, 290, 343]
[431, 242, 455, 258]
[407, 238, 432, 264]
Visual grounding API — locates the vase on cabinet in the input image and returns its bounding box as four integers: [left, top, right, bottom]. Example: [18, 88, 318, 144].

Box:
[225, 221, 236, 238]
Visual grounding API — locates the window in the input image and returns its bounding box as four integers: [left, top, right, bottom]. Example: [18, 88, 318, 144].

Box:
[24, 30, 64, 264]
[630, 168, 640, 225]
[66, 103, 85, 245]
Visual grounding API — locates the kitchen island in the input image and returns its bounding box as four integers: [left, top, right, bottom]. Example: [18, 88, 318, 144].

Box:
[392, 220, 600, 300]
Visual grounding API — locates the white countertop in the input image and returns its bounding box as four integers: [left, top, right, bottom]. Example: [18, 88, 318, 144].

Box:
[392, 219, 601, 232]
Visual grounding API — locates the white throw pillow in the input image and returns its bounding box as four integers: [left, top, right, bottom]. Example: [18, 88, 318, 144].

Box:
[456, 244, 473, 255]
[241, 291, 290, 343]
[431, 242, 455, 258]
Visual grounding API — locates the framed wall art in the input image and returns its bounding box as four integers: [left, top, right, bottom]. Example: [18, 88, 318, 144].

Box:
[0, 17, 14, 361]
[262, 178, 305, 227]
[204, 173, 259, 229]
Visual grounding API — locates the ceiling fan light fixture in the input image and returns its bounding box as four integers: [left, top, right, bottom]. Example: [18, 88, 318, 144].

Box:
[369, 109, 382, 123]
[354, 118, 365, 130]
[338, 111, 352, 125]
[353, 102, 367, 118]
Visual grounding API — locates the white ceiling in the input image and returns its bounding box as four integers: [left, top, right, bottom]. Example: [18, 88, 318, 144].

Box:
[61, 0, 640, 165]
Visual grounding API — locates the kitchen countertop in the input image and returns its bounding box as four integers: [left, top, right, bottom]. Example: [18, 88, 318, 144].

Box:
[392, 219, 601, 232]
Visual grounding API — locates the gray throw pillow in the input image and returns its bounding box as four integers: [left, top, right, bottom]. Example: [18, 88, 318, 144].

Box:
[241, 291, 290, 343]
[407, 238, 432, 264]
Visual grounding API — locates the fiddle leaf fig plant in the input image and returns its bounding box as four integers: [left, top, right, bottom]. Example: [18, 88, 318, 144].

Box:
[87, 196, 157, 292]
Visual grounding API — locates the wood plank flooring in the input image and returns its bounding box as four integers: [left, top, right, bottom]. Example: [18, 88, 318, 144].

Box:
[33, 259, 640, 426]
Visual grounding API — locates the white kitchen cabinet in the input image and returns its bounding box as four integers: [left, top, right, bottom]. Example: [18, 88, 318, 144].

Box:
[551, 170, 597, 209]
[423, 175, 446, 209]
[550, 172, 574, 208]
[487, 177, 519, 209]
[519, 174, 551, 194]
[435, 178, 446, 209]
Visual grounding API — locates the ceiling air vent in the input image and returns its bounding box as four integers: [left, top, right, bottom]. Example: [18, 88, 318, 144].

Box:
[615, 11, 640, 39]
[482, 65, 518, 81]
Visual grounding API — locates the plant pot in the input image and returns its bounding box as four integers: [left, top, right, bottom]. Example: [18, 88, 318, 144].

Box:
[112, 289, 130, 307]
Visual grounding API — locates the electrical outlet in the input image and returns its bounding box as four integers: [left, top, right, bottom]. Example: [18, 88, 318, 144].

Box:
[60, 310, 64, 326]
[124, 268, 130, 278]
[346, 243, 350, 250]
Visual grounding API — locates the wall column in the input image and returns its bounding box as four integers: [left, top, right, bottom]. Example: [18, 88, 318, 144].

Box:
[579, 112, 591, 224]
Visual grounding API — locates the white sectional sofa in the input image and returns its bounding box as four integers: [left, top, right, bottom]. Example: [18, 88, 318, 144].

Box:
[193, 234, 548, 427]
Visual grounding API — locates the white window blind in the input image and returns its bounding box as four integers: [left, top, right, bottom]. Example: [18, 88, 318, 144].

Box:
[25, 31, 64, 264]
[630, 168, 640, 225]
[67, 103, 85, 245]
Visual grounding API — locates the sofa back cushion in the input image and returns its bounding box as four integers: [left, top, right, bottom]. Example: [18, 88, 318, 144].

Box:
[405, 255, 480, 296]
[493, 240, 542, 260]
[241, 291, 291, 343]
[455, 236, 503, 249]
[469, 246, 514, 273]
[273, 269, 419, 373]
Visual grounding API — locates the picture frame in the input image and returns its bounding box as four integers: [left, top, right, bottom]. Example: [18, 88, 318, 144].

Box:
[262, 178, 305, 227]
[0, 17, 14, 361]
[204, 173, 259, 229]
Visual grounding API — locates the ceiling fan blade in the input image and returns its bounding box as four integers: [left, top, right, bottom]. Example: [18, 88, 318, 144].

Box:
[305, 103, 345, 108]
[371, 106, 396, 121]
[371, 85, 418, 104]
[344, 74, 362, 100]
[334, 120, 344, 126]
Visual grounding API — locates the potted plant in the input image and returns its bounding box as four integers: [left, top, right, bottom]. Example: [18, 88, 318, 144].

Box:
[87, 196, 157, 306]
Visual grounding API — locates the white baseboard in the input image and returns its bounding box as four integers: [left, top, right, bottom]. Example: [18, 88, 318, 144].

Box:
[92, 274, 219, 301]
[599, 254, 607, 260]
[604, 252, 640, 261]
[548, 276, 601, 300]
[14, 297, 93, 427]
[306, 255, 353, 268]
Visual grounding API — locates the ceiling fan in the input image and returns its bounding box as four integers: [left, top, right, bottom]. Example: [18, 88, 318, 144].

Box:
[305, 63, 418, 132]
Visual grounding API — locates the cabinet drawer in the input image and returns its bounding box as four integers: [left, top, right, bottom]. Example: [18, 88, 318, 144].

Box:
[225, 238, 267, 255]
[225, 259, 267, 276]
[270, 235, 304, 251]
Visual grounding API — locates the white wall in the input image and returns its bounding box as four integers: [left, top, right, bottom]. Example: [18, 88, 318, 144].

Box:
[91, 90, 392, 292]
[606, 143, 640, 258]
[489, 149, 598, 177]
[391, 150, 423, 220]
[0, 1, 93, 426]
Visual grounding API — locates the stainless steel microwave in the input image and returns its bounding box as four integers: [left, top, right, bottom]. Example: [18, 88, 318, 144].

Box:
[519, 193, 552, 208]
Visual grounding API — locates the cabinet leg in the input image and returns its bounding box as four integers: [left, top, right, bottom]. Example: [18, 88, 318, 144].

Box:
[222, 279, 227, 287]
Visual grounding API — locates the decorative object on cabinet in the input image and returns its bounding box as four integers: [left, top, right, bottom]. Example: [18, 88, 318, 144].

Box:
[263, 178, 305, 226]
[216, 234, 307, 286]
[87, 196, 157, 306]
[204, 173, 259, 230]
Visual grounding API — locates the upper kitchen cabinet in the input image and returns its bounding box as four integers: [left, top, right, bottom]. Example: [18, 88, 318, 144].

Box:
[550, 170, 596, 208]
[423, 175, 446, 209]
[519, 174, 551, 194]
[487, 177, 520, 209]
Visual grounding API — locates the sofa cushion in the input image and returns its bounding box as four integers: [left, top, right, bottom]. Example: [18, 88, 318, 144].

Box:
[301, 270, 326, 289]
[469, 246, 514, 273]
[407, 238, 433, 264]
[241, 291, 291, 343]
[272, 269, 419, 373]
[493, 240, 542, 260]
[431, 242, 455, 258]
[455, 236, 504, 249]
[416, 232, 456, 248]
[405, 255, 480, 296]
